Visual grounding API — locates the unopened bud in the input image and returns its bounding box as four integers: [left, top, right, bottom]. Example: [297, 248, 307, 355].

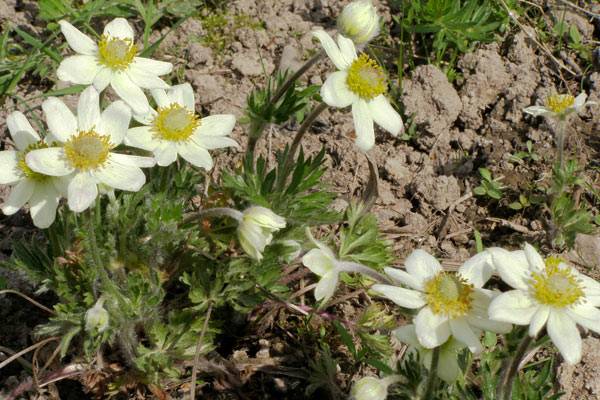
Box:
[337, 0, 380, 45]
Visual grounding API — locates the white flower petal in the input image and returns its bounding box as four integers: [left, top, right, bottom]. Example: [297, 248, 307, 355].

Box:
[336, 34, 357, 64]
[367, 95, 403, 136]
[109, 153, 155, 168]
[566, 302, 600, 335]
[132, 57, 173, 76]
[302, 248, 335, 277]
[29, 183, 60, 229]
[312, 30, 351, 70]
[459, 251, 494, 288]
[393, 324, 420, 347]
[127, 67, 169, 90]
[467, 290, 512, 333]
[7, 111, 40, 150]
[93, 67, 113, 92]
[546, 310, 581, 365]
[58, 20, 98, 55]
[196, 114, 236, 137]
[57, 55, 99, 85]
[103, 18, 134, 40]
[314, 270, 339, 303]
[488, 247, 530, 290]
[438, 345, 461, 383]
[523, 105, 551, 117]
[77, 86, 101, 131]
[488, 290, 537, 325]
[42, 97, 77, 142]
[97, 100, 131, 145]
[528, 306, 550, 337]
[125, 126, 158, 151]
[414, 307, 450, 348]
[523, 243, 544, 273]
[151, 88, 171, 109]
[0, 151, 21, 184]
[67, 172, 98, 212]
[404, 249, 443, 286]
[94, 155, 146, 192]
[154, 142, 178, 166]
[449, 318, 483, 354]
[371, 284, 426, 309]
[194, 135, 238, 150]
[383, 267, 423, 290]
[572, 92, 587, 111]
[1, 180, 34, 215]
[352, 99, 375, 152]
[177, 141, 213, 170]
[166, 83, 194, 110]
[111, 72, 151, 115]
[26, 148, 74, 176]
[321, 71, 356, 108]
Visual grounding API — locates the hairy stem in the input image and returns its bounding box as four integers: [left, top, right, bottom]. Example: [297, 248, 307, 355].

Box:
[190, 302, 214, 400]
[181, 207, 244, 226]
[556, 118, 566, 169]
[337, 261, 392, 284]
[423, 346, 440, 400]
[497, 333, 534, 400]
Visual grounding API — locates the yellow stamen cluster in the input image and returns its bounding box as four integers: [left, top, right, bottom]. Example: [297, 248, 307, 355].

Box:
[345, 54, 386, 100]
[545, 94, 575, 115]
[530, 257, 583, 308]
[151, 103, 200, 142]
[424, 272, 474, 318]
[97, 35, 137, 71]
[18, 142, 50, 182]
[64, 130, 111, 170]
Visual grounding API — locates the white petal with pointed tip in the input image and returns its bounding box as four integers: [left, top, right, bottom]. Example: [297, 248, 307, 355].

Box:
[194, 135, 238, 150]
[321, 71, 356, 108]
[383, 267, 423, 290]
[0, 151, 21, 184]
[302, 248, 335, 277]
[97, 100, 131, 145]
[449, 318, 482, 354]
[523, 105, 551, 117]
[127, 67, 169, 90]
[57, 55, 99, 86]
[371, 284, 426, 309]
[336, 34, 357, 64]
[315, 270, 339, 302]
[546, 310, 581, 364]
[459, 251, 494, 288]
[529, 306, 550, 337]
[7, 111, 40, 150]
[523, 243, 544, 272]
[196, 114, 236, 137]
[393, 324, 420, 348]
[572, 92, 587, 111]
[132, 57, 173, 76]
[93, 67, 113, 92]
[2, 180, 34, 215]
[488, 290, 537, 325]
[368, 95, 404, 136]
[125, 126, 157, 151]
[438, 345, 461, 383]
[414, 307, 450, 348]
[177, 141, 213, 170]
[352, 99, 375, 152]
[26, 148, 74, 177]
[103, 18, 134, 40]
[151, 88, 171, 109]
[154, 142, 178, 166]
[404, 249, 442, 286]
[110, 153, 155, 168]
[42, 98, 77, 142]
[312, 30, 351, 70]
[78, 86, 101, 131]
[488, 247, 530, 290]
[29, 183, 60, 229]
[566, 303, 600, 334]
[59, 20, 98, 55]
[68, 172, 98, 212]
[94, 156, 146, 192]
[111, 72, 150, 115]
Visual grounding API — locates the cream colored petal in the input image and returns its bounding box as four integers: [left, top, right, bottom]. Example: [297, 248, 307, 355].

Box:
[528, 306, 550, 337]
[176, 141, 213, 170]
[312, 30, 351, 70]
[58, 20, 98, 55]
[352, 99, 374, 152]
[393, 324, 421, 348]
[125, 126, 158, 151]
[111, 72, 150, 115]
[2, 180, 34, 215]
[94, 155, 146, 192]
[127, 66, 169, 90]
[67, 172, 98, 212]
[566, 303, 600, 334]
[523, 243, 544, 273]
[488, 290, 537, 325]
[29, 183, 60, 229]
[42, 97, 77, 142]
[7, 111, 40, 150]
[57, 55, 99, 86]
[26, 147, 74, 177]
[383, 267, 423, 290]
[459, 251, 494, 288]
[109, 153, 155, 168]
[414, 307, 451, 348]
[77, 86, 101, 131]
[167, 83, 194, 110]
[367, 95, 404, 136]
[488, 247, 530, 290]
[321, 71, 356, 108]
[93, 67, 113, 92]
[404, 249, 442, 286]
[449, 318, 483, 354]
[132, 57, 173, 76]
[371, 284, 426, 309]
[523, 105, 552, 117]
[315, 270, 339, 303]
[103, 18, 134, 40]
[302, 248, 335, 277]
[153, 142, 178, 166]
[336, 33, 357, 63]
[196, 114, 236, 137]
[546, 310, 581, 365]
[0, 151, 22, 184]
[97, 100, 131, 145]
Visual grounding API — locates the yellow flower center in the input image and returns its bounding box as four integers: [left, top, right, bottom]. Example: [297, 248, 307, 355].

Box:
[151, 103, 200, 142]
[424, 272, 474, 318]
[345, 54, 386, 100]
[97, 35, 137, 71]
[18, 142, 51, 182]
[530, 257, 583, 308]
[545, 94, 575, 114]
[64, 130, 111, 170]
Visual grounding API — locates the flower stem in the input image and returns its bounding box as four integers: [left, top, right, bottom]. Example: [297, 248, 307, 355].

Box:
[556, 118, 566, 169]
[497, 333, 534, 400]
[181, 207, 244, 226]
[190, 301, 214, 400]
[247, 50, 325, 155]
[337, 261, 392, 284]
[423, 346, 440, 400]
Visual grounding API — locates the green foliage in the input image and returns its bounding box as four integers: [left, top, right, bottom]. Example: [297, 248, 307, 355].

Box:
[473, 168, 504, 200]
[509, 141, 540, 164]
[197, 10, 263, 56]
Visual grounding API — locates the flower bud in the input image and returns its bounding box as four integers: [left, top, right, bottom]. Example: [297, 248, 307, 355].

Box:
[351, 375, 400, 400]
[85, 298, 109, 333]
[237, 206, 286, 261]
[337, 0, 380, 45]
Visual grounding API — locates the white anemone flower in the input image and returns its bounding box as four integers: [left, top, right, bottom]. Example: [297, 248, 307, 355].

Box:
[337, 0, 380, 45]
[125, 83, 237, 169]
[26, 86, 155, 213]
[488, 243, 600, 364]
[57, 18, 173, 114]
[523, 92, 595, 121]
[237, 206, 286, 261]
[394, 324, 466, 383]
[0, 112, 63, 228]
[313, 30, 403, 152]
[372, 250, 511, 353]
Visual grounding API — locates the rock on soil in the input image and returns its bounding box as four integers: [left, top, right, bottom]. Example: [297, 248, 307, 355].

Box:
[558, 337, 600, 399]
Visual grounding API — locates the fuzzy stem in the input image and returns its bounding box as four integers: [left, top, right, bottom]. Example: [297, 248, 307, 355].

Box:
[247, 50, 325, 154]
[336, 261, 392, 284]
[423, 346, 440, 400]
[556, 118, 566, 169]
[181, 207, 244, 226]
[190, 301, 214, 400]
[497, 333, 534, 400]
